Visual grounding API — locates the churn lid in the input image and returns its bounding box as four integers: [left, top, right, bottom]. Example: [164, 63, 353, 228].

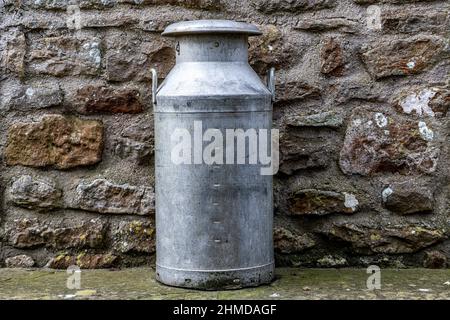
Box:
[162, 19, 262, 36]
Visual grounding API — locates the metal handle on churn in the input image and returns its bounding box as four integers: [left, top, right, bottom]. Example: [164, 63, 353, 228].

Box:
[150, 68, 158, 106]
[267, 67, 275, 102]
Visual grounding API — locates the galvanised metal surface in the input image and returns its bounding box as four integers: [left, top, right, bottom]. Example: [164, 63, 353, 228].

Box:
[153, 20, 275, 290]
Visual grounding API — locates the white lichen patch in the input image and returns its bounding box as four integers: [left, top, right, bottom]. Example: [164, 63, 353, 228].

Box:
[352, 118, 362, 126]
[101, 0, 116, 5]
[343, 192, 359, 212]
[418, 121, 434, 141]
[407, 60, 415, 69]
[374, 112, 388, 127]
[382, 187, 393, 203]
[83, 42, 101, 66]
[25, 87, 35, 96]
[399, 89, 437, 117]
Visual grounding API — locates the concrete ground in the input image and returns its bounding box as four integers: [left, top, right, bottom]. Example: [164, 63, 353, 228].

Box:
[0, 268, 449, 300]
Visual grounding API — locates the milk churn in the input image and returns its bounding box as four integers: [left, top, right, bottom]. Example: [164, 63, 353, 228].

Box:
[152, 20, 275, 290]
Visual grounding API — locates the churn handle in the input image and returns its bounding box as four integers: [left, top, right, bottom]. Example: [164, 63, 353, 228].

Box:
[150, 68, 158, 106]
[267, 67, 275, 102]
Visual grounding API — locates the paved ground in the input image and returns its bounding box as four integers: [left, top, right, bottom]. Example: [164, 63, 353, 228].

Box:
[0, 268, 449, 300]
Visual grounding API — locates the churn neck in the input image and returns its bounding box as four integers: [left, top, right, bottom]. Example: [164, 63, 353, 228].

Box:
[162, 20, 262, 63]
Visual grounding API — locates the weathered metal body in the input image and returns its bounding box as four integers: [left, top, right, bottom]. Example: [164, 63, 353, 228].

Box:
[153, 20, 274, 290]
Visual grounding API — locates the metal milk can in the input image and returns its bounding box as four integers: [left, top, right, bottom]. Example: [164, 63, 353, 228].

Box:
[152, 20, 275, 290]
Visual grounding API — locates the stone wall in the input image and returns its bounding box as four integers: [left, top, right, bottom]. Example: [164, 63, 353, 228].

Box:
[0, 0, 449, 269]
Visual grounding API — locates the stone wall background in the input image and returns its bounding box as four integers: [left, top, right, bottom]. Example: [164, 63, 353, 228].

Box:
[0, 0, 449, 269]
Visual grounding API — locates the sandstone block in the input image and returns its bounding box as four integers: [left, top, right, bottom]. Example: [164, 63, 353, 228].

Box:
[8, 175, 62, 211]
[72, 179, 155, 215]
[339, 110, 439, 175]
[5, 115, 103, 169]
[289, 189, 359, 215]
